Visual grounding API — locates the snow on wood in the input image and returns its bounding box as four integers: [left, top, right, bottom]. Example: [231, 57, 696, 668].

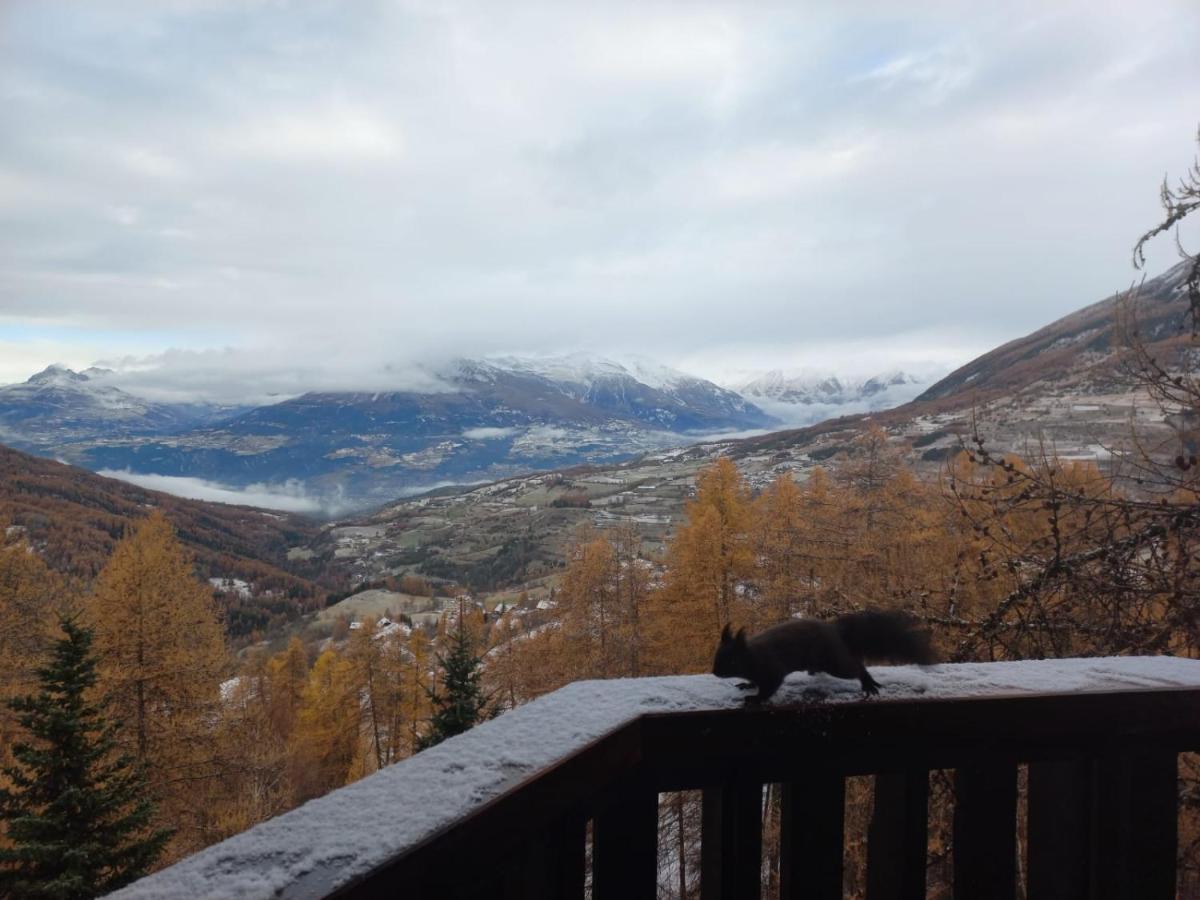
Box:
[110, 657, 1200, 900]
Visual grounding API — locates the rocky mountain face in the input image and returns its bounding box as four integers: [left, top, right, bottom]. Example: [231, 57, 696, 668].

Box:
[0, 356, 775, 512]
[0, 365, 240, 449]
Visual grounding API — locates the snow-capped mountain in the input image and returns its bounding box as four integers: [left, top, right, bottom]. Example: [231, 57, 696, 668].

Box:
[735, 370, 923, 404]
[462, 354, 772, 432]
[1, 364, 250, 449]
[729, 370, 930, 425]
[0, 365, 239, 449]
[5, 364, 163, 418]
[4, 355, 776, 511]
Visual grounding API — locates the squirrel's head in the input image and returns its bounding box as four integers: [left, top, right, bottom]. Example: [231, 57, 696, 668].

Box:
[712, 624, 750, 678]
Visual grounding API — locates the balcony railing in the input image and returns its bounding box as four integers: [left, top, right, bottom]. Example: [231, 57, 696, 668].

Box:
[112, 657, 1200, 899]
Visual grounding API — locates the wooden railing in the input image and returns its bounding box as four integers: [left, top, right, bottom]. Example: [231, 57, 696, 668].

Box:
[113, 658, 1200, 900]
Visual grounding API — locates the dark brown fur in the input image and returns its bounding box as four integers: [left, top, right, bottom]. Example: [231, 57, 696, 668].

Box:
[712, 610, 935, 700]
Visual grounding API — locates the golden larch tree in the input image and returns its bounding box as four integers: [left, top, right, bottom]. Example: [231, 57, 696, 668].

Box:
[750, 472, 811, 626]
[266, 635, 309, 740]
[346, 618, 405, 773]
[88, 511, 227, 857]
[611, 521, 652, 677]
[290, 648, 361, 802]
[557, 529, 621, 679]
[212, 651, 290, 839]
[649, 458, 754, 673]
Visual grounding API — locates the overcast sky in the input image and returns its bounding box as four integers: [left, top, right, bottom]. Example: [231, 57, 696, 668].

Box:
[2, 0, 1198, 399]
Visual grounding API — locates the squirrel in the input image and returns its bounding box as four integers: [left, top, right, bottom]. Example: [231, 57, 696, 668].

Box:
[711, 609, 935, 701]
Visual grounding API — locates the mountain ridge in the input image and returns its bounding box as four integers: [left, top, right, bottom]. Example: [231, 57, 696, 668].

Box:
[916, 260, 1193, 404]
[320, 260, 1200, 591]
[0, 364, 244, 449]
[0, 354, 778, 511]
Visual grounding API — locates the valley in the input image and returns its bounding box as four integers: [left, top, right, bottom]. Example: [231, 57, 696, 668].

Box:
[2, 260, 1194, 645]
[0, 444, 341, 640]
[316, 260, 1195, 598]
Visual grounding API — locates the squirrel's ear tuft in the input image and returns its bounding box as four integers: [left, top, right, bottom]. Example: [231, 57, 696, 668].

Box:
[720, 623, 732, 642]
[735, 627, 747, 645]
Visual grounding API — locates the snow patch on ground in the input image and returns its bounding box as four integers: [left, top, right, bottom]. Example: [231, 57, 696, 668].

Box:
[209, 577, 252, 599]
[462, 426, 521, 440]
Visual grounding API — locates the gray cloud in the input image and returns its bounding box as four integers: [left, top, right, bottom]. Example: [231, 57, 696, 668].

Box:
[1, 0, 1198, 394]
[90, 346, 456, 405]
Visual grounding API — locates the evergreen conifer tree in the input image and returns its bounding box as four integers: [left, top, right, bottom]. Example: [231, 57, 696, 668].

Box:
[0, 616, 170, 898]
[418, 603, 492, 750]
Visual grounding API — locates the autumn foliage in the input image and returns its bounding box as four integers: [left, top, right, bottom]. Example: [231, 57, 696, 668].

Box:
[88, 513, 228, 858]
[0, 444, 335, 639]
[5, 410, 1200, 891]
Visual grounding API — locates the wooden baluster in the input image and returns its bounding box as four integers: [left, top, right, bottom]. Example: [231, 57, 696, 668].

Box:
[779, 773, 845, 900]
[952, 764, 1017, 900]
[1090, 751, 1178, 900]
[1027, 759, 1091, 900]
[701, 780, 763, 900]
[553, 815, 589, 900]
[592, 781, 658, 900]
[866, 769, 928, 900]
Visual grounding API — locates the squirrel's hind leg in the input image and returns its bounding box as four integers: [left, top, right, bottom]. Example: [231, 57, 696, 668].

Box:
[823, 639, 880, 696]
[753, 671, 785, 702]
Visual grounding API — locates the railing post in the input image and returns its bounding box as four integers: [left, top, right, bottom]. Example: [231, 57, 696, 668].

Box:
[1027, 759, 1091, 900]
[779, 771, 844, 900]
[592, 779, 658, 900]
[866, 769, 928, 900]
[1090, 751, 1177, 900]
[700, 779, 763, 900]
[952, 764, 1017, 900]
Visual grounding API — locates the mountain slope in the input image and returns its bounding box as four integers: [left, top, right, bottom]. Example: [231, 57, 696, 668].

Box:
[29, 355, 775, 509]
[0, 443, 339, 638]
[917, 260, 1193, 405]
[0, 365, 239, 450]
[0, 365, 182, 444]
[735, 260, 1199, 469]
[488, 355, 770, 430]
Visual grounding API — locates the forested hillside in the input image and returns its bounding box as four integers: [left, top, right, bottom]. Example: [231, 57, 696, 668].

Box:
[0, 444, 339, 636]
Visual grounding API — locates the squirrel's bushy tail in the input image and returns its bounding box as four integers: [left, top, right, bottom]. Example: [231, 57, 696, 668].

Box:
[835, 609, 936, 665]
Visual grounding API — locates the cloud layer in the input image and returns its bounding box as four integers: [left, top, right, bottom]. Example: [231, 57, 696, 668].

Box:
[96, 469, 334, 514]
[2, 1, 1199, 393]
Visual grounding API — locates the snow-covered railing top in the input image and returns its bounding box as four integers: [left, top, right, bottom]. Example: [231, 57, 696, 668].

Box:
[111, 658, 1200, 900]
